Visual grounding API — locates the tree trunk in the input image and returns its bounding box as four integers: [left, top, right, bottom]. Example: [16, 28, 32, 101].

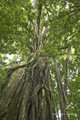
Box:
[0, 55, 56, 120]
[64, 47, 71, 100]
[53, 58, 68, 120]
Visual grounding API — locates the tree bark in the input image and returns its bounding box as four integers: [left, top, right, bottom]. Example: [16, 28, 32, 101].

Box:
[64, 47, 71, 100]
[53, 58, 67, 120]
[0, 55, 56, 120]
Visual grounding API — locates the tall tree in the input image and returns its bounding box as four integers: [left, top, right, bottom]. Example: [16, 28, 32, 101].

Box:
[0, 0, 80, 120]
[0, 0, 56, 120]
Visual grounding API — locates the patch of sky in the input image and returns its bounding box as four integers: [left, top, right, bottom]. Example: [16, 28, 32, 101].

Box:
[31, 0, 35, 6]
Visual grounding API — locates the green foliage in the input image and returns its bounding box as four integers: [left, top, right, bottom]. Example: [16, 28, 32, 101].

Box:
[0, 0, 80, 119]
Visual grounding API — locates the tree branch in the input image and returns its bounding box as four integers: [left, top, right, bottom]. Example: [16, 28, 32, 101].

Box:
[7, 58, 37, 78]
[37, 0, 42, 34]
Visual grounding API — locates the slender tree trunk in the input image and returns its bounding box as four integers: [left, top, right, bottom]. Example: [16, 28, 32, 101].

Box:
[53, 58, 67, 120]
[64, 47, 71, 100]
[0, 55, 56, 120]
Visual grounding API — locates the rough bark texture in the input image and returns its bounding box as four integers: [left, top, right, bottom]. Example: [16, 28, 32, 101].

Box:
[0, 56, 56, 120]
